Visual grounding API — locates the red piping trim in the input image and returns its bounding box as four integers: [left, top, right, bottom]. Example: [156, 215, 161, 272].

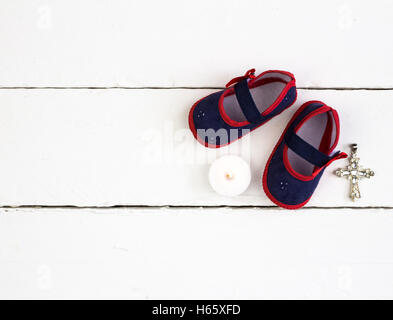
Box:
[262, 104, 314, 210]
[318, 113, 333, 154]
[283, 105, 331, 181]
[218, 70, 296, 127]
[250, 77, 288, 88]
[314, 112, 333, 174]
[282, 102, 345, 181]
[327, 109, 340, 155]
[225, 68, 256, 88]
[262, 101, 347, 209]
[188, 85, 297, 149]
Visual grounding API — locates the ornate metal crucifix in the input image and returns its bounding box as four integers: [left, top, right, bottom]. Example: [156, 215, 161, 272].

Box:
[335, 144, 375, 201]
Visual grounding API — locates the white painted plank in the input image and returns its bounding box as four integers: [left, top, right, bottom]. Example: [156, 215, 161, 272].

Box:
[0, 0, 392, 87]
[0, 88, 389, 207]
[0, 207, 392, 299]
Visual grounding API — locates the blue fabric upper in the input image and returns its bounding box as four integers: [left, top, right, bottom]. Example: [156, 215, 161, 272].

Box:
[191, 80, 297, 146]
[265, 140, 326, 206]
[265, 102, 339, 206]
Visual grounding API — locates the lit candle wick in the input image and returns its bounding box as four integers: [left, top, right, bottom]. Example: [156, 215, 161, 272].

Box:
[225, 172, 234, 180]
[208, 155, 251, 196]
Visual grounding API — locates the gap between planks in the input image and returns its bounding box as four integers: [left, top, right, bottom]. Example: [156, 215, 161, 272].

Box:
[0, 87, 393, 90]
[0, 205, 391, 211]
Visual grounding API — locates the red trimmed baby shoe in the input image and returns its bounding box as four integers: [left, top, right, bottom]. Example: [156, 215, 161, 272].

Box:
[263, 101, 347, 209]
[189, 69, 297, 148]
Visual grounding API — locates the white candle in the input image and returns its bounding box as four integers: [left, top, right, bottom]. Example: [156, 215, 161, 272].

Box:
[208, 155, 251, 196]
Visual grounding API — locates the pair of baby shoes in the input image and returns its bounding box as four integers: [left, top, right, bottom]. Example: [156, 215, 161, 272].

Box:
[188, 69, 347, 209]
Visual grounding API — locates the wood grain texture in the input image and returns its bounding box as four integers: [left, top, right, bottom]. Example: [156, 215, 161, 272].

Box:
[0, 88, 389, 207]
[0, 0, 392, 87]
[1, 207, 392, 299]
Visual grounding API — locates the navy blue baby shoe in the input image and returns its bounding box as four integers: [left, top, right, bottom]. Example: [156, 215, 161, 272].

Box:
[189, 69, 297, 148]
[263, 101, 347, 209]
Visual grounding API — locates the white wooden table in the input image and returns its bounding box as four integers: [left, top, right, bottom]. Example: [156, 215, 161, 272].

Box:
[0, 0, 392, 299]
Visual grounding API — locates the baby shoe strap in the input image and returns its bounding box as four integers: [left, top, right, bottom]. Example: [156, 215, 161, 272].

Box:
[234, 79, 264, 123]
[226, 68, 256, 88]
[284, 131, 331, 168]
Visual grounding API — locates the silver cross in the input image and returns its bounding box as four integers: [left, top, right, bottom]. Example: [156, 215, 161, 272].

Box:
[335, 144, 375, 201]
